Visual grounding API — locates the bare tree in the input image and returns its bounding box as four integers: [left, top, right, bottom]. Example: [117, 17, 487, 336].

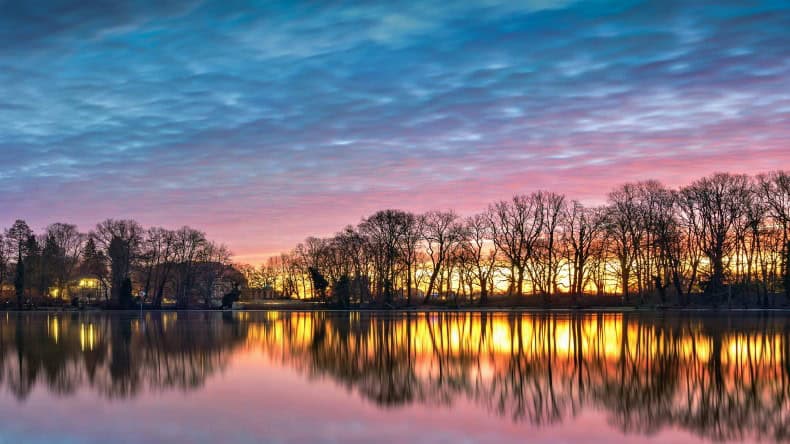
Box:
[140, 227, 177, 308]
[397, 213, 422, 305]
[463, 213, 499, 305]
[171, 227, 208, 308]
[421, 211, 465, 303]
[44, 223, 85, 299]
[194, 241, 232, 304]
[331, 226, 369, 303]
[605, 184, 645, 303]
[680, 173, 750, 305]
[562, 202, 603, 303]
[530, 191, 566, 301]
[359, 210, 411, 304]
[486, 195, 543, 297]
[92, 219, 143, 308]
[758, 171, 790, 299]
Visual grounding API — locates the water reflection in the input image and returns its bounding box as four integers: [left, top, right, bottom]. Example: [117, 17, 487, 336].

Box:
[0, 312, 244, 400]
[2, 311, 790, 442]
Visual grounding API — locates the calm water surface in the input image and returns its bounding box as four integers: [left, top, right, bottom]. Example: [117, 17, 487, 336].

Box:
[0, 311, 788, 443]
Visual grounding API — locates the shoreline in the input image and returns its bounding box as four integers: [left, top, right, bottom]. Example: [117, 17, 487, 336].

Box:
[6, 306, 790, 314]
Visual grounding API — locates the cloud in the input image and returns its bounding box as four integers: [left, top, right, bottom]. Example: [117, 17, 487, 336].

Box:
[0, 0, 788, 260]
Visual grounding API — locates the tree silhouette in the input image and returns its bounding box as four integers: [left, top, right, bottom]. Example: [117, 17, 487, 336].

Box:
[14, 251, 24, 308]
[308, 267, 328, 300]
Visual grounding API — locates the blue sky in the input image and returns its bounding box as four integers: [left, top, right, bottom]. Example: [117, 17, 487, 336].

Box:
[1, 0, 788, 262]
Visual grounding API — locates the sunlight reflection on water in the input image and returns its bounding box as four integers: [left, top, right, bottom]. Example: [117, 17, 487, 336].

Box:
[0, 311, 787, 443]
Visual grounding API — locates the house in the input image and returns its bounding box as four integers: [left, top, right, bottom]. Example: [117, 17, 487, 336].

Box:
[48, 277, 105, 302]
[205, 265, 247, 307]
[211, 279, 236, 301]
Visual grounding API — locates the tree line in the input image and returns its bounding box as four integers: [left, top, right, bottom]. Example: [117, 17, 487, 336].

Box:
[0, 219, 232, 308]
[243, 171, 790, 307]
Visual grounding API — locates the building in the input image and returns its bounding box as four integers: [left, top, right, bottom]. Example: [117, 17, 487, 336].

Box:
[48, 277, 105, 302]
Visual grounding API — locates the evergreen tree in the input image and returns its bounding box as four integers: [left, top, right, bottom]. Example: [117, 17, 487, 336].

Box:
[109, 236, 132, 307]
[120, 277, 133, 309]
[222, 284, 241, 309]
[14, 252, 24, 308]
[333, 275, 351, 308]
[23, 234, 41, 296]
[308, 267, 328, 299]
[5, 220, 32, 257]
[40, 234, 60, 298]
[82, 237, 107, 298]
[0, 234, 7, 296]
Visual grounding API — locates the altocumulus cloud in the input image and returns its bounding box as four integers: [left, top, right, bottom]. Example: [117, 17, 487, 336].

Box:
[0, 0, 788, 262]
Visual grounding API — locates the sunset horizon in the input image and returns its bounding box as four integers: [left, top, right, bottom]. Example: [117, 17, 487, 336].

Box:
[3, 166, 787, 265]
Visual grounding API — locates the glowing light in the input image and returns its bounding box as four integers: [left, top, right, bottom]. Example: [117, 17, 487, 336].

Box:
[80, 323, 97, 351]
[48, 316, 60, 344]
[79, 278, 99, 288]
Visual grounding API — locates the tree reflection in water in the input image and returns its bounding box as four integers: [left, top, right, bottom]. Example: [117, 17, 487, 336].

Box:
[0, 312, 245, 400]
[246, 311, 790, 442]
[1, 311, 790, 442]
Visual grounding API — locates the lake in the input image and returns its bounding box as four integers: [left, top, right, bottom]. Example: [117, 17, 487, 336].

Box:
[0, 311, 787, 443]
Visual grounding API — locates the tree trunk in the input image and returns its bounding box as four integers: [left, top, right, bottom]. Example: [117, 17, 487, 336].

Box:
[709, 252, 725, 306]
[423, 265, 441, 304]
[406, 262, 412, 306]
[621, 267, 630, 303]
[516, 266, 524, 297]
[672, 270, 684, 306]
[479, 272, 488, 306]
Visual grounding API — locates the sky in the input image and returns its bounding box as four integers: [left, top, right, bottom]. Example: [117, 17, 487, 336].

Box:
[0, 0, 788, 264]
